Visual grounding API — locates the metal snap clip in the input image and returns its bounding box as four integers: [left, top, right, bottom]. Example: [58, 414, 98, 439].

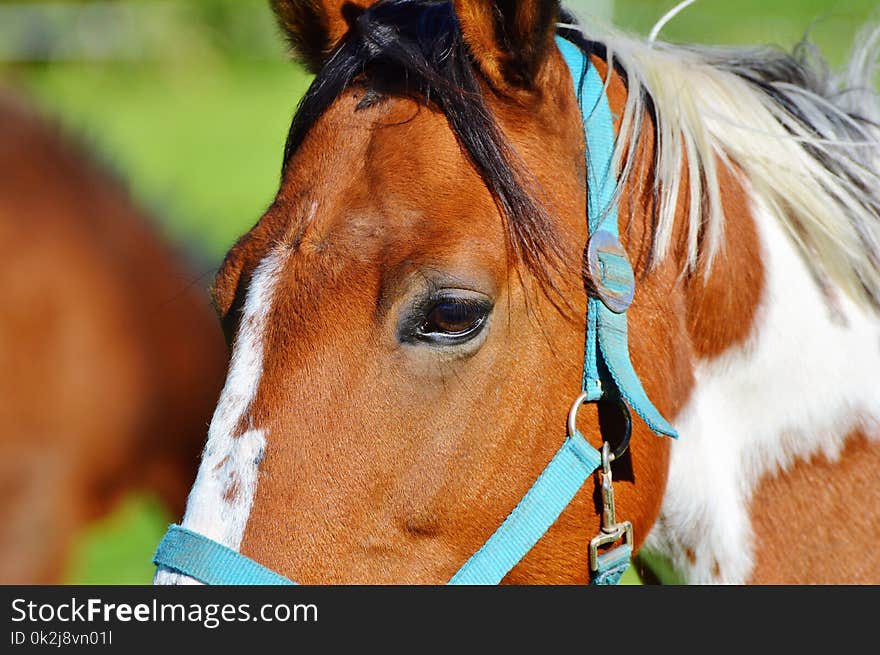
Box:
[589, 442, 634, 573]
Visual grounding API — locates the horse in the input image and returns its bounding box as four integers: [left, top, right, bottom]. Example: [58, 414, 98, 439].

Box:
[154, 0, 880, 585]
[0, 87, 228, 583]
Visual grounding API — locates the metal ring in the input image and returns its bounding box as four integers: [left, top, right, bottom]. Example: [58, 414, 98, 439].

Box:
[567, 391, 590, 439]
[567, 391, 632, 461]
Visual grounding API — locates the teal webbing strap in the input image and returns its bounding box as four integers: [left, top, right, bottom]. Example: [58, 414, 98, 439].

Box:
[592, 543, 633, 585]
[555, 36, 678, 439]
[448, 430, 601, 584]
[154, 525, 296, 585]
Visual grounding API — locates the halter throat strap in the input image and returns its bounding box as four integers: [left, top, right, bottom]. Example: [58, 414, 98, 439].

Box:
[153, 35, 677, 587]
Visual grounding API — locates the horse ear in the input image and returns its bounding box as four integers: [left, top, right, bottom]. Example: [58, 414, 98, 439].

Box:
[270, 0, 374, 73]
[453, 0, 560, 93]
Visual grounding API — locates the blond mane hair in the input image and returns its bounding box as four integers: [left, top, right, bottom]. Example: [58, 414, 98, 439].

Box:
[562, 10, 880, 307]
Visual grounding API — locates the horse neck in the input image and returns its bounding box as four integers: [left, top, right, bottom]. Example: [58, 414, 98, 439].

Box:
[607, 68, 880, 583]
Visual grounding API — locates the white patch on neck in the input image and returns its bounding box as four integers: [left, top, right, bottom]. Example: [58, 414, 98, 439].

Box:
[644, 195, 880, 584]
[154, 248, 286, 585]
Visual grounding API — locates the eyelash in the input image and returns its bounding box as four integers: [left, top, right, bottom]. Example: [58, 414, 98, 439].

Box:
[400, 293, 492, 346]
[417, 298, 488, 339]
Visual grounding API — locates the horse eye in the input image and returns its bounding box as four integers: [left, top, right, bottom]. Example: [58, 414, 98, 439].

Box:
[417, 298, 488, 343]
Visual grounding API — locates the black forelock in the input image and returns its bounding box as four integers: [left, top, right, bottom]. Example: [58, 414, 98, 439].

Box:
[281, 0, 569, 296]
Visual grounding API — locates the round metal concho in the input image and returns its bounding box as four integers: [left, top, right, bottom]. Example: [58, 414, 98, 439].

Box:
[586, 230, 635, 314]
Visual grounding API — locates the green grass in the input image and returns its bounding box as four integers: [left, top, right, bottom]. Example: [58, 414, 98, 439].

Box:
[5, 0, 877, 585]
[613, 0, 877, 65]
[64, 495, 173, 585]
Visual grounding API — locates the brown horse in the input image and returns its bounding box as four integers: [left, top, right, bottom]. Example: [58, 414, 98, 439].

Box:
[0, 88, 227, 583]
[155, 0, 880, 585]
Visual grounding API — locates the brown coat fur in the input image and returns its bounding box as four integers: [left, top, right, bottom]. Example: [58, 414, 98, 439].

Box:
[0, 89, 228, 583]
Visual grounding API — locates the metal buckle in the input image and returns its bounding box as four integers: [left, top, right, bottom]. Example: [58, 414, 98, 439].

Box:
[586, 230, 635, 314]
[589, 442, 633, 573]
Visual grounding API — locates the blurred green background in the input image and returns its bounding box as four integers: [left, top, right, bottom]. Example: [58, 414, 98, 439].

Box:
[1, 0, 876, 584]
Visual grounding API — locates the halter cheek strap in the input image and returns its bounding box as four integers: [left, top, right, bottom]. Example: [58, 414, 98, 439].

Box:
[556, 36, 678, 439]
[153, 35, 677, 587]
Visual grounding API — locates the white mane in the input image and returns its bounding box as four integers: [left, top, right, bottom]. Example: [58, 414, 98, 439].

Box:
[562, 12, 880, 307]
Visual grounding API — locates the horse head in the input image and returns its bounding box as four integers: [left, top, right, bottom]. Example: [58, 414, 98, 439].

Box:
[151, 0, 701, 585]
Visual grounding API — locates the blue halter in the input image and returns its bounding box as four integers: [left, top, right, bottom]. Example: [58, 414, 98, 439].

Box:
[153, 36, 677, 587]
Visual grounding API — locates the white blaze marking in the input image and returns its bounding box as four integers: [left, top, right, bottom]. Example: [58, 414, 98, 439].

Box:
[154, 248, 287, 585]
[644, 194, 880, 584]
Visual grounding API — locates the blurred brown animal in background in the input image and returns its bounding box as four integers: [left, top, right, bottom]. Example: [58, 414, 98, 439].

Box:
[0, 89, 228, 583]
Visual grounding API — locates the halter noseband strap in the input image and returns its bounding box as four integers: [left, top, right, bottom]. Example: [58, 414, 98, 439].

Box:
[153, 35, 678, 587]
